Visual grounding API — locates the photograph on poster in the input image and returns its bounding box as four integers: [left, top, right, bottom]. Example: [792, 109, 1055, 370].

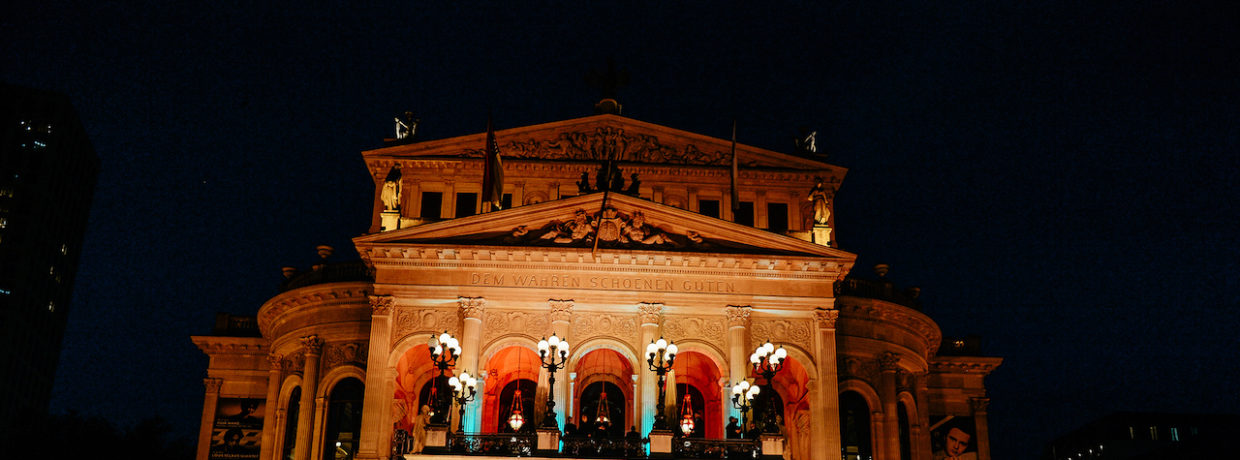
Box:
[930, 416, 977, 460]
[210, 398, 265, 460]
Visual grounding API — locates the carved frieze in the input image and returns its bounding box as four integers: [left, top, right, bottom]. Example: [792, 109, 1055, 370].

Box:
[571, 313, 639, 347]
[391, 308, 459, 347]
[548, 299, 574, 323]
[325, 342, 369, 369]
[482, 310, 551, 343]
[511, 208, 682, 248]
[878, 351, 900, 372]
[461, 127, 729, 166]
[724, 306, 751, 328]
[750, 319, 813, 351]
[663, 316, 726, 344]
[283, 350, 306, 373]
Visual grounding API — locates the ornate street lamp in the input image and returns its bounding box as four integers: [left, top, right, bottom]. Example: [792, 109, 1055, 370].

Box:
[449, 371, 477, 434]
[537, 333, 570, 429]
[645, 337, 678, 431]
[730, 381, 759, 438]
[749, 340, 787, 433]
[428, 331, 462, 424]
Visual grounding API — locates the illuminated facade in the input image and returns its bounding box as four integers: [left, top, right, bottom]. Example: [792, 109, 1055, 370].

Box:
[194, 112, 1000, 460]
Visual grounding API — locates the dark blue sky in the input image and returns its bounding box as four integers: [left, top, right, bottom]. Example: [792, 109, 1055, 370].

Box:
[4, 1, 1238, 458]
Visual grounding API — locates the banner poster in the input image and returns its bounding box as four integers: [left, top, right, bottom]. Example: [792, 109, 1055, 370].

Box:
[210, 398, 265, 460]
[929, 415, 978, 460]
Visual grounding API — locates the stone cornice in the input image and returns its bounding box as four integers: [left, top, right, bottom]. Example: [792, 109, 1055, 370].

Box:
[929, 356, 1003, 376]
[192, 336, 268, 355]
[837, 297, 941, 359]
[257, 282, 373, 338]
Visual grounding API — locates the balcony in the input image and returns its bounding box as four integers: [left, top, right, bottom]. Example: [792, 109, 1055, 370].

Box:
[279, 260, 374, 292]
[392, 430, 762, 459]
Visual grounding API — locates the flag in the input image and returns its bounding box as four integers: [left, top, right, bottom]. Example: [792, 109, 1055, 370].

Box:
[730, 120, 739, 213]
[483, 114, 504, 210]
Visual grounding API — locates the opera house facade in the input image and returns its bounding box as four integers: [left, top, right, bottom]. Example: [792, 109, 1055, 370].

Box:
[193, 108, 1000, 460]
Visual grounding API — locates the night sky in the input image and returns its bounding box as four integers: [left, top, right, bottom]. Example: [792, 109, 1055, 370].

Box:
[4, 1, 1238, 459]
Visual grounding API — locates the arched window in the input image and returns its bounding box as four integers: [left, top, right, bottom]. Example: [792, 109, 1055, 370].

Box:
[897, 401, 912, 460]
[840, 391, 872, 460]
[322, 378, 364, 460]
[579, 381, 626, 438]
[674, 383, 706, 437]
[496, 379, 537, 433]
[751, 384, 785, 434]
[281, 387, 301, 460]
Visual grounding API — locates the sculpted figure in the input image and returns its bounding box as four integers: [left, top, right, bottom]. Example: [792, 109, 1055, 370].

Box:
[623, 211, 669, 244]
[577, 171, 593, 194]
[808, 177, 831, 225]
[381, 165, 402, 211]
[411, 405, 431, 453]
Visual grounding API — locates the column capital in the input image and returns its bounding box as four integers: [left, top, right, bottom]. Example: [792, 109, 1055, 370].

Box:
[368, 294, 395, 315]
[300, 335, 324, 355]
[548, 299, 574, 323]
[812, 308, 839, 329]
[970, 397, 990, 414]
[458, 296, 486, 320]
[877, 351, 899, 372]
[204, 377, 223, 393]
[638, 302, 664, 325]
[268, 353, 284, 371]
[724, 305, 752, 328]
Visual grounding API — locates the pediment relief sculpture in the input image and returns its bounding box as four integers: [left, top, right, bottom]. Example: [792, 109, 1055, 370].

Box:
[508, 207, 704, 250]
[460, 127, 738, 166]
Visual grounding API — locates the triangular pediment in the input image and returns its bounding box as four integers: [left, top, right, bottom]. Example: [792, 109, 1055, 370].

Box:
[354, 193, 855, 260]
[362, 114, 839, 171]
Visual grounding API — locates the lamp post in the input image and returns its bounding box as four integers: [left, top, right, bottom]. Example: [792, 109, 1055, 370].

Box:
[428, 331, 461, 424]
[537, 333, 569, 429]
[449, 371, 477, 434]
[749, 340, 786, 433]
[645, 337, 678, 431]
[730, 381, 759, 439]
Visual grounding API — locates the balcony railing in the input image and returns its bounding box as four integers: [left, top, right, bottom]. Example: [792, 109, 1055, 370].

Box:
[280, 261, 373, 292]
[560, 436, 647, 458]
[672, 438, 760, 459]
[446, 433, 536, 456]
[834, 277, 922, 310]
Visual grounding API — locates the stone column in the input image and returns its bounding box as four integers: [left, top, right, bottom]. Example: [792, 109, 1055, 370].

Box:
[358, 295, 395, 460]
[294, 336, 323, 460]
[970, 398, 992, 460]
[637, 302, 663, 435]
[260, 355, 283, 460]
[724, 305, 751, 422]
[812, 308, 841, 460]
[380, 367, 398, 457]
[913, 373, 932, 460]
[631, 374, 641, 431]
[310, 395, 328, 460]
[458, 297, 486, 433]
[568, 372, 578, 423]
[878, 352, 900, 460]
[548, 299, 574, 430]
[197, 378, 223, 460]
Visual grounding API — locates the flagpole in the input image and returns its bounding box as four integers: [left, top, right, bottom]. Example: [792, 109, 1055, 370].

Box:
[730, 120, 739, 216]
[591, 150, 617, 256]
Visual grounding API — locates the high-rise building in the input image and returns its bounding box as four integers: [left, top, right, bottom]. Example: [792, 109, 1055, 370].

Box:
[0, 84, 99, 430]
[193, 102, 1001, 460]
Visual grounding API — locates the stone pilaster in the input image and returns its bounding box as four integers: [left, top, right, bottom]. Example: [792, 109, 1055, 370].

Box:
[724, 305, 751, 423]
[197, 378, 223, 460]
[548, 299, 573, 430]
[637, 302, 663, 435]
[457, 296, 486, 374]
[260, 355, 283, 460]
[295, 335, 323, 460]
[358, 295, 395, 460]
[914, 372, 931, 460]
[878, 352, 900, 460]
[971, 397, 992, 460]
[812, 308, 841, 460]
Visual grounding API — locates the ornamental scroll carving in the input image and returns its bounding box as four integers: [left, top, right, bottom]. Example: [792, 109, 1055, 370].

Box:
[300, 335, 324, 355]
[572, 313, 639, 347]
[482, 310, 550, 343]
[549, 299, 574, 323]
[840, 356, 880, 383]
[283, 350, 305, 373]
[638, 302, 664, 325]
[391, 308, 459, 347]
[663, 316, 726, 344]
[878, 351, 900, 372]
[369, 295, 395, 315]
[751, 319, 813, 351]
[461, 127, 729, 166]
[204, 378, 223, 393]
[325, 342, 368, 369]
[267, 354, 283, 371]
[724, 306, 751, 328]
[812, 308, 839, 329]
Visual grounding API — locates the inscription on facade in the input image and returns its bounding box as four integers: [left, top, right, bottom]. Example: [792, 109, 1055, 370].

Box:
[469, 272, 736, 293]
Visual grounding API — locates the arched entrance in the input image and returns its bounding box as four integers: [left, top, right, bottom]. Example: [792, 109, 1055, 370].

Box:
[394, 342, 438, 432]
[322, 378, 364, 460]
[572, 348, 634, 433]
[840, 391, 873, 460]
[752, 355, 811, 458]
[481, 345, 541, 433]
[578, 381, 626, 437]
[670, 350, 723, 438]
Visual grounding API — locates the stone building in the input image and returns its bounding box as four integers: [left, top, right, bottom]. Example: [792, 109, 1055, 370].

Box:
[193, 109, 1000, 460]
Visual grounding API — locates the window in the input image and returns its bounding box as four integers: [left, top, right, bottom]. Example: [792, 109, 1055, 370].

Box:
[735, 202, 754, 226]
[282, 387, 301, 460]
[502, 193, 513, 210]
[1149, 426, 1157, 440]
[1170, 427, 1179, 441]
[455, 192, 478, 217]
[420, 192, 443, 219]
[323, 379, 364, 460]
[767, 202, 789, 233]
[698, 199, 720, 218]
